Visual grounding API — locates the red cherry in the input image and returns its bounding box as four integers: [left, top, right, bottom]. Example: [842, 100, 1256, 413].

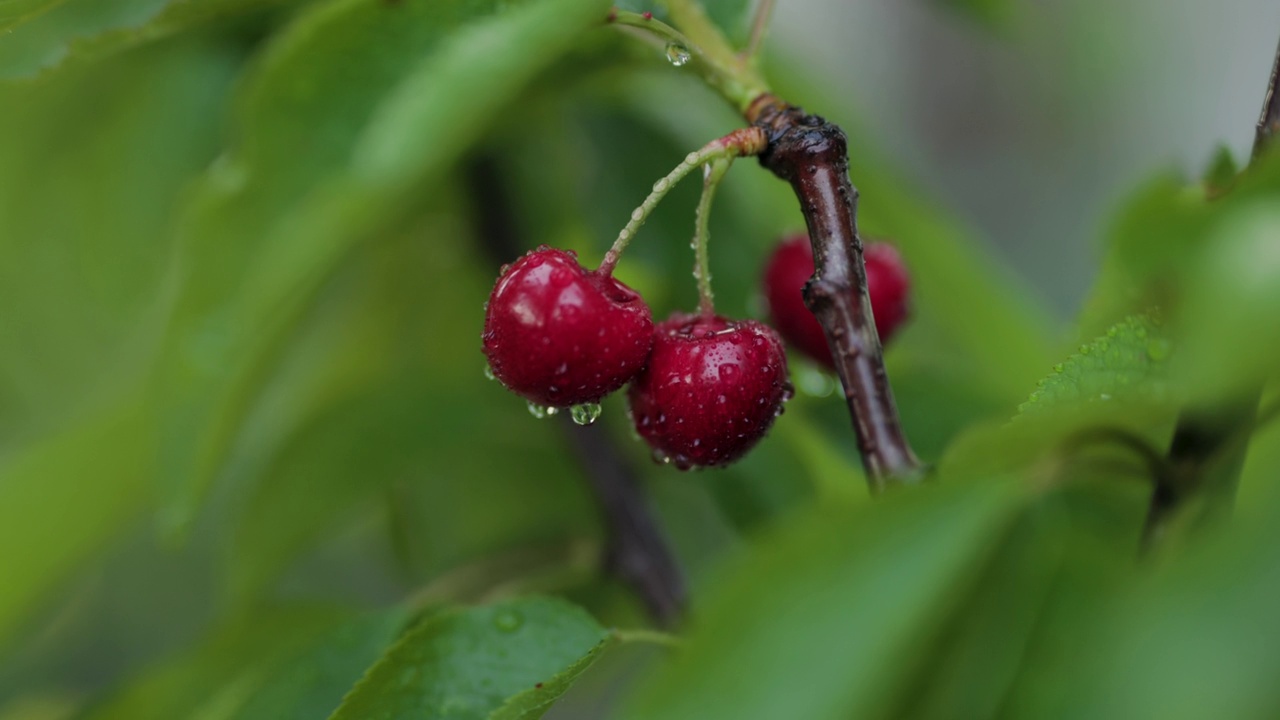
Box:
[483, 246, 653, 407]
[627, 313, 791, 469]
[761, 234, 911, 369]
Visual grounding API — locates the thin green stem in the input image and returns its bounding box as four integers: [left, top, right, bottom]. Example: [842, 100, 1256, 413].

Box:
[613, 627, 684, 648]
[608, 5, 768, 112]
[693, 156, 732, 315]
[599, 127, 766, 276]
[742, 0, 776, 64]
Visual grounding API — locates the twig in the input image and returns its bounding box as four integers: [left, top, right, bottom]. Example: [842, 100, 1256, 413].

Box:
[561, 421, 686, 626]
[742, 0, 776, 63]
[1146, 34, 1280, 550]
[1253, 36, 1280, 158]
[746, 94, 923, 487]
[467, 156, 686, 626]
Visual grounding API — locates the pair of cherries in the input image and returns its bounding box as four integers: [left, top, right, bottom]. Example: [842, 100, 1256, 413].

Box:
[481, 235, 909, 469]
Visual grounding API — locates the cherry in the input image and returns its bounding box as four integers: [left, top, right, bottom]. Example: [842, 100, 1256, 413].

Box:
[483, 246, 653, 408]
[761, 234, 911, 369]
[627, 313, 791, 469]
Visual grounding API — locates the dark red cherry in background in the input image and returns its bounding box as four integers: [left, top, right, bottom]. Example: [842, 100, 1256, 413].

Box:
[761, 234, 911, 369]
[483, 246, 653, 407]
[627, 313, 791, 469]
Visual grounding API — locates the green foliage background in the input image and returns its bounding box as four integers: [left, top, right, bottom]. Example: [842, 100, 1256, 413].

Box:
[1, 0, 1279, 718]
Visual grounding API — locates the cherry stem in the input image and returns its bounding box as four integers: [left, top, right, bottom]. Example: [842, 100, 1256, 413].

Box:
[599, 127, 766, 277]
[693, 156, 732, 316]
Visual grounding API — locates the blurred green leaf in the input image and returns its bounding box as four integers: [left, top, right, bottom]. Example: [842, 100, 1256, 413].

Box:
[615, 477, 1028, 720]
[1174, 202, 1280, 403]
[229, 610, 408, 720]
[328, 597, 609, 720]
[0, 0, 67, 30]
[1018, 314, 1168, 416]
[221, 220, 594, 604]
[87, 606, 396, 720]
[0, 400, 155, 648]
[0, 0, 285, 80]
[156, 0, 610, 535]
[488, 634, 616, 720]
[1025, 460, 1280, 719]
[0, 36, 236, 437]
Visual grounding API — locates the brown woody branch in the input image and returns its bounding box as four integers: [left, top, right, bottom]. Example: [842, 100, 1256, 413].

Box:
[746, 94, 923, 488]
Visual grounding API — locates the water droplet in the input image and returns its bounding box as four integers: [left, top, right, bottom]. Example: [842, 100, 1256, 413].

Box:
[651, 448, 673, 465]
[664, 43, 691, 66]
[653, 178, 669, 193]
[527, 402, 558, 419]
[571, 403, 602, 426]
[494, 609, 523, 632]
[483, 365, 496, 381]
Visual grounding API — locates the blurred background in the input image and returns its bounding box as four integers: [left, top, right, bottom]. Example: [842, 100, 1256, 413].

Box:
[778, 0, 1280, 313]
[0, 0, 1278, 717]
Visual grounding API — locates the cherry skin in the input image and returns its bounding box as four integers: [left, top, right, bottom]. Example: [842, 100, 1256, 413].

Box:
[483, 246, 653, 408]
[761, 234, 911, 369]
[627, 313, 791, 469]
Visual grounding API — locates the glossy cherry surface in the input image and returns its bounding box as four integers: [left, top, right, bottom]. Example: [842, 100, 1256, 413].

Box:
[483, 246, 653, 407]
[628, 312, 790, 469]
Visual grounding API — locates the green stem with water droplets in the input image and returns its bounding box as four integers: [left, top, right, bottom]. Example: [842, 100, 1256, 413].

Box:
[606, 6, 767, 113]
[598, 127, 765, 276]
[693, 156, 732, 315]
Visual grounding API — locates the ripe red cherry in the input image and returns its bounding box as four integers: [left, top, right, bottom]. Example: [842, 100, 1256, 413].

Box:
[762, 234, 911, 369]
[627, 313, 791, 469]
[483, 246, 653, 407]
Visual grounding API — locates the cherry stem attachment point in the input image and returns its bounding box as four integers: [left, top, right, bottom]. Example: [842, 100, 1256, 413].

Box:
[693, 157, 732, 316]
[599, 126, 766, 277]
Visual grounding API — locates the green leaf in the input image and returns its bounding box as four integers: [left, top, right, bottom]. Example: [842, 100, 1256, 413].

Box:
[0, 400, 155, 648]
[1018, 314, 1169, 416]
[488, 636, 615, 720]
[0, 0, 67, 30]
[615, 478, 1028, 720]
[1173, 201, 1280, 403]
[229, 610, 409, 720]
[155, 0, 610, 534]
[0, 35, 236, 436]
[328, 597, 611, 720]
[0, 0, 286, 80]
[86, 606, 355, 720]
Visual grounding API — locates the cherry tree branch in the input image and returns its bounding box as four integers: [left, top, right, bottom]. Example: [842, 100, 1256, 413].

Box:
[746, 94, 923, 487]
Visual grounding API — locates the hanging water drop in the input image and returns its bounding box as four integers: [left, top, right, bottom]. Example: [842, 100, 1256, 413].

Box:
[664, 42, 691, 66]
[528, 402, 559, 419]
[483, 365, 496, 381]
[570, 403, 602, 426]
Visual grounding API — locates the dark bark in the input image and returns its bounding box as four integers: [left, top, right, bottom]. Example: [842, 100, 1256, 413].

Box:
[747, 94, 922, 488]
[467, 155, 686, 625]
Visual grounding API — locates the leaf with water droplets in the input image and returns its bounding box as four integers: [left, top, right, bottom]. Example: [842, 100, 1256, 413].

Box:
[327, 597, 610, 720]
[1017, 314, 1168, 417]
